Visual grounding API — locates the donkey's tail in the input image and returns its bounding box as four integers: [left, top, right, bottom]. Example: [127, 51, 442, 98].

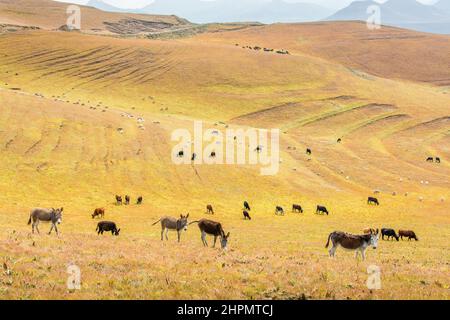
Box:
[188, 221, 200, 226]
[325, 233, 333, 248]
[27, 215, 31, 225]
[151, 219, 161, 226]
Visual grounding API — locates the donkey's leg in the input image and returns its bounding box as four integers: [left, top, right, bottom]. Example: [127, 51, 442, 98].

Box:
[48, 224, 54, 235]
[201, 231, 208, 247]
[213, 236, 217, 248]
[361, 249, 366, 261]
[165, 228, 169, 241]
[35, 221, 40, 234]
[161, 228, 164, 241]
[54, 224, 59, 235]
[177, 231, 181, 242]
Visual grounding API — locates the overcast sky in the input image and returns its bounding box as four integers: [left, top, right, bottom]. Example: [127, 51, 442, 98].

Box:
[56, 0, 440, 11]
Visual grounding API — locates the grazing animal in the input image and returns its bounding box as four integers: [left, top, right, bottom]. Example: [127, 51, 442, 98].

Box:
[275, 206, 285, 215]
[399, 230, 418, 241]
[152, 214, 189, 242]
[136, 196, 143, 205]
[96, 221, 120, 236]
[125, 195, 130, 205]
[306, 148, 312, 155]
[381, 228, 399, 241]
[367, 197, 380, 205]
[426, 157, 434, 162]
[206, 204, 214, 215]
[92, 208, 105, 219]
[178, 150, 184, 157]
[363, 228, 379, 235]
[255, 145, 262, 153]
[243, 210, 251, 220]
[191, 153, 196, 161]
[115, 195, 122, 205]
[337, 138, 342, 143]
[190, 219, 230, 249]
[244, 201, 251, 211]
[210, 151, 216, 158]
[28, 207, 63, 235]
[316, 205, 329, 215]
[436, 157, 441, 163]
[325, 230, 379, 260]
[292, 204, 303, 213]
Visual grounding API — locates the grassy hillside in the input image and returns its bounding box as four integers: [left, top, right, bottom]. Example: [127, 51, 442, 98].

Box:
[0, 19, 448, 299]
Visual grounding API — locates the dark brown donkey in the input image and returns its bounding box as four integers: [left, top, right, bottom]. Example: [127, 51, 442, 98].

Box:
[190, 219, 230, 249]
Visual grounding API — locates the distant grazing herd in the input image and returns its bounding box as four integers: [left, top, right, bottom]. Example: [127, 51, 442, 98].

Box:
[25, 192, 420, 259]
[236, 44, 290, 55]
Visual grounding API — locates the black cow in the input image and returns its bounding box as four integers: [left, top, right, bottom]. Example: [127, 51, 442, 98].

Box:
[96, 221, 120, 236]
[136, 196, 143, 205]
[210, 151, 216, 158]
[243, 210, 252, 220]
[316, 205, 329, 215]
[178, 150, 184, 158]
[125, 195, 130, 205]
[275, 206, 285, 215]
[381, 228, 399, 241]
[367, 197, 380, 206]
[426, 157, 434, 162]
[115, 195, 122, 205]
[244, 201, 251, 211]
[436, 157, 441, 163]
[306, 148, 312, 155]
[292, 204, 303, 213]
[191, 153, 196, 161]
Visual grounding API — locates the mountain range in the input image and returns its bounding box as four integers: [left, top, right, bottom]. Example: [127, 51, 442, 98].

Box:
[85, 0, 450, 34]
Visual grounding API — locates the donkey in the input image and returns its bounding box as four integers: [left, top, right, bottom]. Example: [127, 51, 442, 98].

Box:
[152, 214, 189, 242]
[325, 230, 379, 260]
[190, 219, 230, 249]
[28, 207, 63, 235]
[206, 205, 214, 215]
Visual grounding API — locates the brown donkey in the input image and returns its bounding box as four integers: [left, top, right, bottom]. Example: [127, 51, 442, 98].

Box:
[190, 219, 230, 249]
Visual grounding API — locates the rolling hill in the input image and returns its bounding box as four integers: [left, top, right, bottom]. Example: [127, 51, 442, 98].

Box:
[0, 1, 448, 300]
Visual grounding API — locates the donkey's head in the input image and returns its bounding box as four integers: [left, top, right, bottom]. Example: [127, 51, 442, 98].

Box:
[179, 213, 189, 231]
[52, 207, 63, 224]
[220, 232, 230, 250]
[369, 230, 379, 249]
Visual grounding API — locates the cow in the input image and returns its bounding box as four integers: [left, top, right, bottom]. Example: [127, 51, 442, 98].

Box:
[206, 205, 214, 215]
[28, 207, 63, 235]
[191, 153, 196, 161]
[292, 204, 303, 213]
[399, 230, 418, 241]
[325, 230, 379, 260]
[178, 150, 184, 158]
[152, 214, 189, 242]
[92, 208, 105, 219]
[306, 148, 312, 155]
[244, 201, 251, 211]
[255, 145, 262, 153]
[115, 195, 122, 205]
[136, 196, 143, 205]
[243, 210, 251, 220]
[363, 228, 379, 235]
[316, 205, 329, 215]
[436, 157, 441, 163]
[381, 228, 399, 241]
[125, 195, 130, 205]
[275, 206, 285, 215]
[367, 197, 380, 206]
[189, 219, 230, 249]
[337, 138, 342, 143]
[210, 151, 216, 158]
[426, 157, 434, 162]
[96, 221, 120, 236]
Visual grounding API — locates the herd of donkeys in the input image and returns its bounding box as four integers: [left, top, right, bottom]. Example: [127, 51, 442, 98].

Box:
[26, 194, 419, 258]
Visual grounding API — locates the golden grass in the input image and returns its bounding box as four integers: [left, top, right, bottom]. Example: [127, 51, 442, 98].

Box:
[0, 22, 449, 299]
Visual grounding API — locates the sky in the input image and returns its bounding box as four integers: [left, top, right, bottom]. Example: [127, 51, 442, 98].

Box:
[56, 0, 440, 11]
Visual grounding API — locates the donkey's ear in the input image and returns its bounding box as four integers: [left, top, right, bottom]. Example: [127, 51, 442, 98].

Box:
[186, 213, 189, 218]
[60, 207, 64, 212]
[52, 208, 56, 212]
[180, 214, 183, 218]
[226, 232, 230, 238]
